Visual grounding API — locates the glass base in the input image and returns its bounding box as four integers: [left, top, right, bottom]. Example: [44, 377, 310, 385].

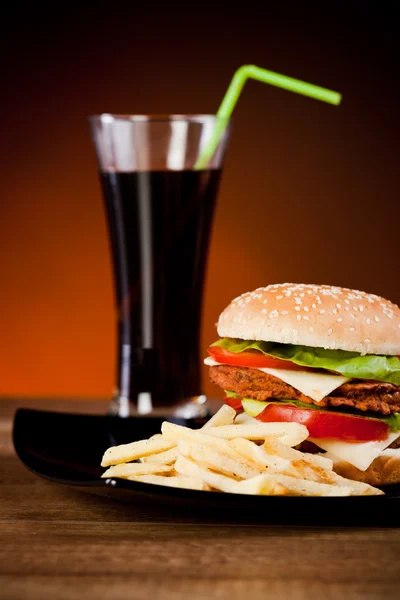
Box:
[107, 393, 211, 419]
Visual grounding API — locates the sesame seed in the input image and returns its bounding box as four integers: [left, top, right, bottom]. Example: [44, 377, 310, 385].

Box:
[312, 303, 316, 309]
[297, 315, 301, 321]
[353, 306, 358, 312]
[276, 295, 283, 300]
[333, 308, 338, 315]
[351, 314, 355, 319]
[344, 299, 350, 305]
[328, 328, 333, 335]
[350, 326, 355, 332]
[281, 310, 288, 315]
[366, 318, 371, 324]
[263, 299, 268, 304]
[345, 307, 350, 311]
[262, 308, 267, 314]
[319, 309, 326, 314]
[337, 318, 342, 322]
[364, 338, 371, 344]
[295, 306, 301, 311]
[359, 305, 364, 312]
[309, 327, 314, 332]
[295, 298, 302, 305]
[374, 316, 380, 323]
[336, 303, 341, 309]
[303, 306, 309, 312]
[300, 293, 305, 297]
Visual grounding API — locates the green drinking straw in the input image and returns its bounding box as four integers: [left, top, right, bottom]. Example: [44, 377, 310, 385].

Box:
[195, 64, 342, 170]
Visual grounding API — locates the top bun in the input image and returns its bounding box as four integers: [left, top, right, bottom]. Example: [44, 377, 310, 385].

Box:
[217, 284, 400, 356]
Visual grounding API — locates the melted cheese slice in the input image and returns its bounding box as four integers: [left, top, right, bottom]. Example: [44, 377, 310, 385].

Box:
[204, 357, 350, 402]
[310, 432, 400, 471]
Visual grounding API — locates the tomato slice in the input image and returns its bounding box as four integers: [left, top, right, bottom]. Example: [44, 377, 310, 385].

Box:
[208, 346, 309, 371]
[224, 395, 243, 412]
[256, 403, 389, 442]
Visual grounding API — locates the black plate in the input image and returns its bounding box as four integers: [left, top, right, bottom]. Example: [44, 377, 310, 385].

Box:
[12, 407, 400, 526]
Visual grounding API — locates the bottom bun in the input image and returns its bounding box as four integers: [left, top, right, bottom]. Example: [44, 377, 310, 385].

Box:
[330, 450, 400, 487]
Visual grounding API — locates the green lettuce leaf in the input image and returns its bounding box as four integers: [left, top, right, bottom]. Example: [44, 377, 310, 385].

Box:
[385, 412, 400, 430]
[224, 390, 400, 431]
[212, 338, 400, 385]
[224, 390, 240, 398]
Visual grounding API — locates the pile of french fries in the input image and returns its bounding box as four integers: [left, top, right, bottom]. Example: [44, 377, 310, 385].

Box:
[101, 405, 383, 496]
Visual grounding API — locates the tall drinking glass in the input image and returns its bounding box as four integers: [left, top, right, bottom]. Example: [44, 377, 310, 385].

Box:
[90, 114, 230, 417]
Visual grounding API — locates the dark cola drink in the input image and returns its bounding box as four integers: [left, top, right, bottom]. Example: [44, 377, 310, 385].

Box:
[100, 168, 222, 410]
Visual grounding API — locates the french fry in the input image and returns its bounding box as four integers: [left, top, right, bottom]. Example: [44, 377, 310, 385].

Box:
[263, 437, 333, 470]
[129, 474, 205, 491]
[201, 404, 236, 429]
[204, 422, 309, 446]
[229, 438, 292, 472]
[100, 410, 385, 497]
[257, 438, 383, 495]
[101, 462, 173, 479]
[101, 437, 175, 467]
[261, 437, 350, 484]
[321, 471, 384, 496]
[180, 440, 265, 480]
[230, 438, 370, 492]
[174, 455, 200, 477]
[175, 456, 239, 493]
[234, 412, 259, 425]
[259, 473, 353, 496]
[233, 473, 353, 496]
[176, 439, 190, 456]
[161, 422, 237, 454]
[233, 473, 288, 495]
[231, 437, 331, 485]
[141, 447, 179, 465]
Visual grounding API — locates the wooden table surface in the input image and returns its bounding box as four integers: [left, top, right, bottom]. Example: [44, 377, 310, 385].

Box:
[1, 398, 400, 600]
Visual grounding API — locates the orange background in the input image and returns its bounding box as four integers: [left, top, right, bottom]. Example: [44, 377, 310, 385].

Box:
[1, 4, 399, 402]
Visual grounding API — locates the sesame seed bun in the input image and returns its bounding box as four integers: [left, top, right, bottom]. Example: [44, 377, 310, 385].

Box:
[217, 284, 400, 356]
[331, 450, 400, 487]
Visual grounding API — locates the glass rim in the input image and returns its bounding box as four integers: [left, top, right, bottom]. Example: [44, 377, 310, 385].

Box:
[89, 113, 231, 125]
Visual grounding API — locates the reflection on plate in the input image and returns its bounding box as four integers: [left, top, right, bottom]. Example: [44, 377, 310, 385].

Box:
[12, 408, 400, 527]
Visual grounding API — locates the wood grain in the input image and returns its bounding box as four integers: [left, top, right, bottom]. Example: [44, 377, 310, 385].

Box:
[1, 400, 400, 600]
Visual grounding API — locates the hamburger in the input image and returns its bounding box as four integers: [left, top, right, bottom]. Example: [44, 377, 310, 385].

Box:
[204, 283, 400, 487]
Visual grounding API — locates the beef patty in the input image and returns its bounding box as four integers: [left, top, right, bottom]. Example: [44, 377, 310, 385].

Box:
[209, 365, 400, 415]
